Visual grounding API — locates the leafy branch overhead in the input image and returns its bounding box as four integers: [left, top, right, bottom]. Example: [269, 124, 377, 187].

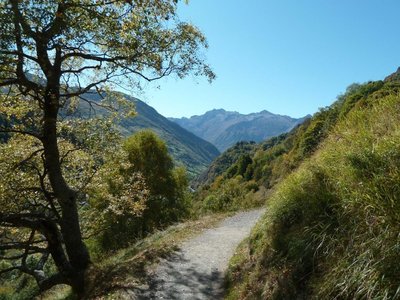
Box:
[0, 0, 214, 97]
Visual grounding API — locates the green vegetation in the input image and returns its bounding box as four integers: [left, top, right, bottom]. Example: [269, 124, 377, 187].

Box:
[1, 1, 399, 298]
[195, 78, 390, 214]
[124, 131, 190, 233]
[194, 141, 257, 188]
[224, 74, 400, 299]
[0, 128, 194, 299]
[89, 130, 191, 253]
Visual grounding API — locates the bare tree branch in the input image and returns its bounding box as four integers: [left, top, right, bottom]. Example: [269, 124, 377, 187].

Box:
[0, 128, 42, 139]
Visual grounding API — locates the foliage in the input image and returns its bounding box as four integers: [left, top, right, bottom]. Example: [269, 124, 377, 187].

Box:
[124, 130, 191, 228]
[84, 148, 149, 253]
[0, 116, 129, 295]
[88, 130, 191, 252]
[225, 81, 400, 299]
[194, 141, 257, 188]
[226, 154, 253, 179]
[199, 176, 264, 212]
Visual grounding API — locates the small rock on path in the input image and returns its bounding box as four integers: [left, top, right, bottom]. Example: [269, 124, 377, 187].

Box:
[137, 208, 264, 300]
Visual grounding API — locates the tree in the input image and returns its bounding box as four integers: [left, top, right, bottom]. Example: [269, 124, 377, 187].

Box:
[0, 0, 213, 296]
[123, 130, 190, 235]
[85, 130, 189, 252]
[85, 142, 149, 252]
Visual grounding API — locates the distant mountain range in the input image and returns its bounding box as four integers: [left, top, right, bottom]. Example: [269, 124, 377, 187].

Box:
[169, 109, 309, 152]
[3, 82, 308, 177]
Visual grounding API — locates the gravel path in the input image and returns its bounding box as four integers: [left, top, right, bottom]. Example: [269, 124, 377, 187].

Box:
[137, 209, 264, 300]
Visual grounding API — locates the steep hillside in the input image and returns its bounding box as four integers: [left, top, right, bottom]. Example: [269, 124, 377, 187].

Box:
[77, 93, 220, 177]
[170, 109, 307, 151]
[219, 70, 400, 299]
[192, 141, 258, 188]
[195, 79, 386, 209]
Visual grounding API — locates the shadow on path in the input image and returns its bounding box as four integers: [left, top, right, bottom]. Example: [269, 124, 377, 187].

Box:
[136, 209, 265, 300]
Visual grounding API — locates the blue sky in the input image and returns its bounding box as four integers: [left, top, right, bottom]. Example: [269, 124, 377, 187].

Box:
[138, 1, 400, 118]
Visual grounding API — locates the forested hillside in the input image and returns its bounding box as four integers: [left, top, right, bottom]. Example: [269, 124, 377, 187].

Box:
[197, 70, 400, 299]
[192, 141, 257, 188]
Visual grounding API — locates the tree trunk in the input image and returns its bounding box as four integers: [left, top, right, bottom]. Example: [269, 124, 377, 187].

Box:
[42, 91, 90, 295]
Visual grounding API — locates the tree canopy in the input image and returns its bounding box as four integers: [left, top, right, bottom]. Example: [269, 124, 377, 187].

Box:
[124, 130, 190, 227]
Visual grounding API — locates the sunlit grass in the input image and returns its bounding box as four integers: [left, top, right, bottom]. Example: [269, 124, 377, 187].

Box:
[225, 93, 400, 299]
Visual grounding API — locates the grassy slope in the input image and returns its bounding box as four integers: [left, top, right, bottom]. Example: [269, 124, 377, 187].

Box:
[225, 77, 400, 299]
[195, 78, 389, 214]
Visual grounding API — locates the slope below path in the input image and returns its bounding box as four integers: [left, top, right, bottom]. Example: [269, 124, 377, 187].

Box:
[137, 209, 264, 299]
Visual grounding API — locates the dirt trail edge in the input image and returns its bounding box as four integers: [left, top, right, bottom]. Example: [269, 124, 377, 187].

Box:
[137, 208, 265, 300]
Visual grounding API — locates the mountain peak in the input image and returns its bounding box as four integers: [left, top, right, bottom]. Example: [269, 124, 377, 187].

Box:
[384, 67, 400, 82]
[204, 108, 227, 115]
[210, 108, 226, 112]
[170, 109, 306, 151]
